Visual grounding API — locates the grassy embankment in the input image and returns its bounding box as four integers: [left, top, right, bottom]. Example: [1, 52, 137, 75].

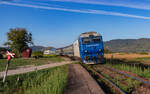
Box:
[0, 65, 68, 94]
[0, 56, 62, 72]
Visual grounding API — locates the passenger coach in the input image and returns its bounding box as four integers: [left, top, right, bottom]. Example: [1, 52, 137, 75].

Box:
[73, 32, 104, 64]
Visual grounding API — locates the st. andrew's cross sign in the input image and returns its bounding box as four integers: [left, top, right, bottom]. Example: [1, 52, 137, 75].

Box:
[3, 51, 15, 83]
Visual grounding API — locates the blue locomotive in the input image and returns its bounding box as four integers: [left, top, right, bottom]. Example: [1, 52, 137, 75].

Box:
[73, 32, 104, 64]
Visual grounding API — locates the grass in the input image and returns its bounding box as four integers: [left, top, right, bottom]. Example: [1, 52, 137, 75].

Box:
[106, 61, 150, 80]
[101, 71, 140, 93]
[114, 78, 140, 93]
[132, 57, 150, 63]
[136, 52, 149, 55]
[81, 63, 115, 94]
[105, 53, 150, 60]
[94, 65, 141, 93]
[0, 65, 68, 94]
[0, 56, 62, 72]
[81, 63, 141, 94]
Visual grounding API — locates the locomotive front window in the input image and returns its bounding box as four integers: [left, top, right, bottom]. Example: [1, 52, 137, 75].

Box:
[93, 37, 101, 43]
[82, 38, 91, 44]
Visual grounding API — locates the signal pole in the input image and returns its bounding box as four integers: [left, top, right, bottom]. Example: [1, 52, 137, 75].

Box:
[3, 60, 10, 83]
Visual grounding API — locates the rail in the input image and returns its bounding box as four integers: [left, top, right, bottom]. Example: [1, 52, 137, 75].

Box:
[83, 64, 126, 94]
[104, 66, 150, 87]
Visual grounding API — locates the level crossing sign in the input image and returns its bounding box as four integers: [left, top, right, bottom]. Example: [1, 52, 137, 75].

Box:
[3, 51, 15, 83]
[6, 51, 15, 61]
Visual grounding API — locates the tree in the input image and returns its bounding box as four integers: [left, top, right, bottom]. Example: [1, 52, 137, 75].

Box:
[4, 28, 33, 57]
[32, 51, 43, 59]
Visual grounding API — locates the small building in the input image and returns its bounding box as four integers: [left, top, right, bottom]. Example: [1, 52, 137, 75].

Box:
[22, 48, 32, 58]
[44, 48, 56, 55]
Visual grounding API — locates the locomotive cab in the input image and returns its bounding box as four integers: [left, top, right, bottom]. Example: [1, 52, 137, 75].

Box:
[73, 32, 104, 64]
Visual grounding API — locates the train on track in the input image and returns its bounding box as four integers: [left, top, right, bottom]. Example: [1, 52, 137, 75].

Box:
[56, 31, 104, 64]
[73, 32, 104, 64]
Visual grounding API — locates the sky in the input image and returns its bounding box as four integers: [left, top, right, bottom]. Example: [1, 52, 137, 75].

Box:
[0, 0, 150, 48]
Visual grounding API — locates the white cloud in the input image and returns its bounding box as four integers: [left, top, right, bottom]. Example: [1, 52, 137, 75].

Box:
[1, 2, 150, 20]
[51, 0, 150, 10]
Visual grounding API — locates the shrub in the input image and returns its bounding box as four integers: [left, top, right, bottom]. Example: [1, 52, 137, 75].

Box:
[3, 54, 7, 59]
[0, 54, 3, 59]
[137, 52, 149, 55]
[43, 54, 57, 58]
[32, 51, 43, 58]
[104, 48, 112, 53]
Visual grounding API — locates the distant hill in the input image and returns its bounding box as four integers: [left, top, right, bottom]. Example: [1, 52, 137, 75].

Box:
[31, 46, 55, 52]
[104, 38, 150, 53]
[23, 38, 150, 53]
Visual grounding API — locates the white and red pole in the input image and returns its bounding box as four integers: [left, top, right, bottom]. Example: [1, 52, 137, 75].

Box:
[3, 51, 15, 83]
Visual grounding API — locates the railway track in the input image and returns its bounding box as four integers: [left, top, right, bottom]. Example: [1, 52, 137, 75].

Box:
[100, 66, 150, 87]
[61, 56, 150, 93]
[91, 64, 150, 94]
[81, 64, 126, 94]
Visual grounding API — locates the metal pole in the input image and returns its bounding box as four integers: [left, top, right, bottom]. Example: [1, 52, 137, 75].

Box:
[3, 60, 10, 83]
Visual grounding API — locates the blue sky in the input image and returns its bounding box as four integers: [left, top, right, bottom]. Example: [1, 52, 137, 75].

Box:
[0, 0, 150, 48]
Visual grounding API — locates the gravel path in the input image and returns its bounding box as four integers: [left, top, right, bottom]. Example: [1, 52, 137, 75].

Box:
[0, 61, 70, 78]
[65, 64, 105, 94]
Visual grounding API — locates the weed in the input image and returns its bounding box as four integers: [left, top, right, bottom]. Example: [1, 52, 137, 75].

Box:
[0, 65, 68, 94]
[106, 61, 150, 80]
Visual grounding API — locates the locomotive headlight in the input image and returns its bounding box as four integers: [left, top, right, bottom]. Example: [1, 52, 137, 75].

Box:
[84, 50, 88, 53]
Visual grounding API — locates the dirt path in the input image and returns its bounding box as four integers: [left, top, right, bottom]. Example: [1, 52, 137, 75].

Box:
[0, 61, 70, 78]
[65, 64, 105, 94]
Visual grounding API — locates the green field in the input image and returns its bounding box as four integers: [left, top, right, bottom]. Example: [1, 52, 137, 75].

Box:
[0, 56, 62, 71]
[0, 65, 68, 94]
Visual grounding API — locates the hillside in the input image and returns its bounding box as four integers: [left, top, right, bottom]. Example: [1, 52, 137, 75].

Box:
[104, 38, 150, 52]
